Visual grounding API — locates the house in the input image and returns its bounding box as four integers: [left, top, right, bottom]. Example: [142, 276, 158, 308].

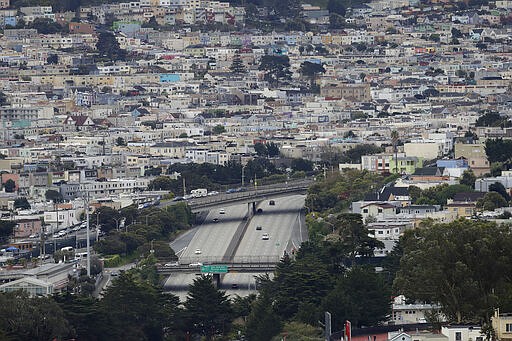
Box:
[410, 167, 449, 181]
[391, 295, 444, 325]
[15, 218, 41, 238]
[492, 310, 512, 341]
[63, 115, 95, 131]
[0, 277, 53, 296]
[360, 202, 397, 221]
[441, 326, 484, 341]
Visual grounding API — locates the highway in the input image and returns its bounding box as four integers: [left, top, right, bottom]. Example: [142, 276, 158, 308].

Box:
[233, 194, 305, 262]
[178, 203, 249, 264]
[164, 194, 306, 299]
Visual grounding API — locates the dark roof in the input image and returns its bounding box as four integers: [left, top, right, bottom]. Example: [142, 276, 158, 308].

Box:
[364, 186, 410, 201]
[452, 192, 485, 202]
[412, 167, 444, 176]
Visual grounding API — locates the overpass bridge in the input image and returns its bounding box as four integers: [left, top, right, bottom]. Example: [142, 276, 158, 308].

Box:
[184, 179, 312, 213]
[158, 257, 279, 275]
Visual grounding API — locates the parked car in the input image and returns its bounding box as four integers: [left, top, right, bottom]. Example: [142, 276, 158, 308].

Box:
[269, 200, 275, 205]
[219, 209, 225, 214]
[213, 218, 219, 223]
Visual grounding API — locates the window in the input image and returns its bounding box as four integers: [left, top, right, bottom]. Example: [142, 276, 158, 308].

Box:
[455, 332, 462, 341]
[506, 324, 512, 332]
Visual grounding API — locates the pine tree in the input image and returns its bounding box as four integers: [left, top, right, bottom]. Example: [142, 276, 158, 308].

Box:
[230, 50, 247, 74]
[246, 294, 282, 341]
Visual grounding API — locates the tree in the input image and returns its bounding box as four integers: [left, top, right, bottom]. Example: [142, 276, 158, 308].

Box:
[322, 266, 390, 328]
[266, 142, 280, 157]
[212, 124, 226, 135]
[148, 176, 175, 191]
[14, 197, 30, 210]
[0, 292, 70, 340]
[45, 189, 63, 203]
[299, 61, 325, 89]
[327, 0, 345, 16]
[485, 138, 512, 163]
[0, 220, 15, 241]
[99, 272, 181, 340]
[259, 55, 292, 87]
[489, 182, 511, 202]
[460, 170, 476, 188]
[96, 31, 127, 61]
[0, 91, 7, 106]
[477, 192, 508, 211]
[116, 137, 127, 146]
[93, 206, 122, 234]
[184, 275, 232, 338]
[246, 294, 282, 341]
[142, 16, 159, 29]
[46, 53, 58, 64]
[475, 111, 512, 127]
[291, 158, 314, 172]
[229, 50, 247, 74]
[254, 142, 268, 157]
[28, 18, 64, 34]
[4, 179, 15, 193]
[395, 220, 512, 324]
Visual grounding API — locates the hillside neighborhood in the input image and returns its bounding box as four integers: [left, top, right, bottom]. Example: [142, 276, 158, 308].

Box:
[0, 0, 511, 338]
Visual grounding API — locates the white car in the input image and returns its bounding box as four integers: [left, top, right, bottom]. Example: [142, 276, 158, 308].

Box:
[189, 262, 203, 267]
[164, 262, 179, 267]
[262, 233, 270, 240]
[219, 209, 225, 214]
[195, 249, 202, 254]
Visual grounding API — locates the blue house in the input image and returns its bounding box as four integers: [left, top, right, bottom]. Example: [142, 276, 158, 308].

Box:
[160, 74, 181, 83]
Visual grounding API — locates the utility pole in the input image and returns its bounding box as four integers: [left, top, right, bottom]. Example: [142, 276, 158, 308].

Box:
[85, 192, 91, 277]
[54, 201, 58, 254]
[241, 165, 245, 187]
[182, 177, 186, 197]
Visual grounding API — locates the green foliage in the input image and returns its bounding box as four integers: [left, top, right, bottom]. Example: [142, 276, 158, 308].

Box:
[489, 182, 511, 201]
[104, 254, 122, 267]
[305, 170, 389, 212]
[486, 138, 512, 163]
[115, 137, 127, 146]
[13, 197, 30, 210]
[184, 275, 232, 338]
[27, 18, 65, 34]
[0, 220, 15, 241]
[460, 170, 476, 188]
[272, 322, 323, 340]
[148, 175, 174, 191]
[212, 124, 226, 135]
[0, 291, 70, 340]
[475, 111, 512, 128]
[340, 144, 383, 163]
[291, 158, 314, 172]
[323, 266, 390, 328]
[477, 192, 508, 211]
[4, 179, 15, 193]
[230, 51, 247, 74]
[94, 206, 122, 234]
[45, 189, 63, 202]
[259, 55, 292, 87]
[411, 183, 473, 206]
[394, 219, 512, 323]
[246, 293, 282, 341]
[100, 271, 181, 340]
[96, 31, 127, 61]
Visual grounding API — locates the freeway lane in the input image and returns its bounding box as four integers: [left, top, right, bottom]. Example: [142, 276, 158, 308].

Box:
[233, 194, 306, 262]
[179, 203, 249, 264]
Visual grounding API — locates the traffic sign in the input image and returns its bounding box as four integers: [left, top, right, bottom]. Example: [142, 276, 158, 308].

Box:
[201, 265, 228, 273]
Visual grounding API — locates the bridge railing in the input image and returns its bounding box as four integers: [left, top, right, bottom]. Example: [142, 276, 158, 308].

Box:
[178, 255, 281, 265]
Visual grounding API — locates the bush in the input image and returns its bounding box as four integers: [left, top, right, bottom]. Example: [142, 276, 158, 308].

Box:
[104, 254, 122, 268]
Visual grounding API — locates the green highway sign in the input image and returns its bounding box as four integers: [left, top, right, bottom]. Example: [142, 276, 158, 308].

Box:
[201, 265, 228, 273]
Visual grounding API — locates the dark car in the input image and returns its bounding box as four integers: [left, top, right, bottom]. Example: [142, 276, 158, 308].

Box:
[256, 225, 262, 230]
[269, 200, 275, 205]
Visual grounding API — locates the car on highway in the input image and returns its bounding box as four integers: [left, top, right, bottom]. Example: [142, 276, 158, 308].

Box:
[212, 218, 219, 223]
[172, 196, 185, 202]
[256, 225, 262, 230]
[208, 191, 219, 196]
[195, 248, 202, 254]
[219, 209, 225, 214]
[189, 262, 203, 267]
[262, 233, 270, 240]
[164, 262, 179, 267]
[226, 188, 237, 194]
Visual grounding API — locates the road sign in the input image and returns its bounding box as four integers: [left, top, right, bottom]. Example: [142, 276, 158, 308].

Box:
[201, 265, 228, 273]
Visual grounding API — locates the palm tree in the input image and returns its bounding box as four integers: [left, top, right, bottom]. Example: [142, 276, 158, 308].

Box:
[391, 130, 399, 174]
